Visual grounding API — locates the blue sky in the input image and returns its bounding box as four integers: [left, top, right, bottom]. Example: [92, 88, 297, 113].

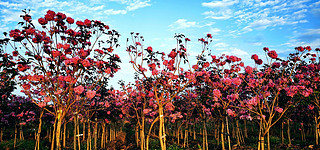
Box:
[1, 0, 320, 88]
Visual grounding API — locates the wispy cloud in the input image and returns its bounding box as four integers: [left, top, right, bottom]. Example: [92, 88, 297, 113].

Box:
[126, 0, 151, 11]
[203, 9, 233, 20]
[104, 9, 127, 15]
[221, 48, 249, 56]
[169, 19, 212, 30]
[202, 0, 312, 34]
[242, 16, 286, 32]
[202, 0, 238, 8]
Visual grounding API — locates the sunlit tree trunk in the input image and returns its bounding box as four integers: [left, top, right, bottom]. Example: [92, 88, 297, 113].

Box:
[55, 110, 64, 150]
[221, 119, 225, 150]
[159, 105, 166, 150]
[35, 110, 44, 150]
[315, 116, 319, 145]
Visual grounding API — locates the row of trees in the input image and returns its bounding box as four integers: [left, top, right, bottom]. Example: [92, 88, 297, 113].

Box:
[0, 10, 320, 150]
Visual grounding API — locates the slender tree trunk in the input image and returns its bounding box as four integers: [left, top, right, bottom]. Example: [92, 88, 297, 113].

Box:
[77, 120, 80, 150]
[226, 116, 231, 150]
[193, 121, 196, 140]
[236, 120, 240, 146]
[140, 117, 145, 150]
[184, 121, 188, 148]
[35, 110, 43, 150]
[203, 122, 205, 150]
[94, 120, 98, 150]
[14, 125, 17, 149]
[83, 121, 86, 142]
[51, 119, 56, 150]
[101, 122, 105, 149]
[135, 124, 139, 146]
[281, 121, 284, 144]
[221, 119, 225, 150]
[267, 131, 270, 150]
[315, 116, 319, 145]
[0, 127, 2, 142]
[287, 119, 291, 145]
[63, 123, 66, 148]
[159, 105, 166, 150]
[74, 116, 77, 150]
[244, 120, 248, 138]
[19, 125, 24, 140]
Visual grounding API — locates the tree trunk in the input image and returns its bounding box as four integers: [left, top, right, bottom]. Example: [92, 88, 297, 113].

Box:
[221, 119, 225, 150]
[0, 127, 2, 142]
[236, 120, 240, 146]
[35, 110, 43, 150]
[226, 116, 231, 150]
[14, 125, 17, 149]
[315, 116, 319, 145]
[83, 121, 86, 142]
[244, 120, 248, 138]
[101, 122, 105, 149]
[63, 123, 66, 148]
[74, 116, 77, 150]
[159, 105, 166, 150]
[94, 120, 98, 150]
[140, 118, 145, 150]
[184, 122, 188, 148]
[55, 112, 63, 150]
[287, 119, 291, 145]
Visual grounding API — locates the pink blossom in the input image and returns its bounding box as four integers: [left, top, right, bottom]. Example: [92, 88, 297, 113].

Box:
[105, 101, 110, 108]
[226, 109, 236, 117]
[74, 85, 84, 94]
[86, 90, 96, 99]
[223, 78, 232, 86]
[38, 102, 46, 108]
[274, 107, 283, 113]
[213, 89, 222, 97]
[165, 102, 175, 111]
[308, 104, 314, 110]
[245, 66, 253, 74]
[82, 59, 91, 67]
[232, 77, 242, 86]
[19, 122, 26, 126]
[54, 90, 62, 95]
[143, 109, 152, 114]
[44, 96, 51, 102]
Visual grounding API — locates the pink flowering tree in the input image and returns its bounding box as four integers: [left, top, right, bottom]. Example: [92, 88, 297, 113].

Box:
[3, 10, 121, 150]
[193, 53, 244, 150]
[126, 33, 211, 150]
[238, 47, 314, 150]
[292, 47, 320, 144]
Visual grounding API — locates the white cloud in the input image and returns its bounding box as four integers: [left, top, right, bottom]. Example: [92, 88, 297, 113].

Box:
[209, 28, 221, 35]
[254, 0, 280, 7]
[202, 0, 239, 8]
[293, 9, 307, 15]
[203, 9, 233, 19]
[169, 19, 198, 30]
[0, 1, 23, 8]
[126, 0, 151, 11]
[243, 16, 286, 32]
[312, 1, 320, 6]
[302, 29, 320, 35]
[104, 9, 127, 15]
[214, 42, 229, 47]
[221, 48, 249, 56]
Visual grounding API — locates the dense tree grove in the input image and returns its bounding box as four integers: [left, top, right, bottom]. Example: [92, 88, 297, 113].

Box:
[0, 10, 320, 150]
